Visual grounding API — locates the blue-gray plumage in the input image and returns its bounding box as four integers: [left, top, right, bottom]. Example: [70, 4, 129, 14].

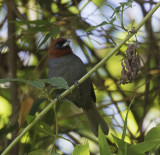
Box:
[48, 38, 109, 136]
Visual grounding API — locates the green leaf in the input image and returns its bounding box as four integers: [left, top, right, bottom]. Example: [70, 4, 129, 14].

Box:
[50, 26, 60, 39]
[145, 126, 160, 141]
[25, 114, 54, 136]
[28, 149, 50, 155]
[13, 20, 52, 33]
[27, 80, 45, 89]
[85, 21, 108, 32]
[37, 122, 54, 136]
[98, 126, 112, 155]
[110, 16, 117, 24]
[14, 20, 51, 26]
[121, 97, 135, 140]
[120, 2, 133, 8]
[43, 77, 69, 90]
[127, 140, 160, 155]
[28, 26, 49, 32]
[110, 6, 121, 20]
[72, 142, 90, 155]
[37, 33, 51, 50]
[144, 126, 160, 151]
[0, 78, 45, 89]
[51, 3, 59, 13]
[0, 78, 26, 83]
[68, 6, 79, 14]
[112, 134, 130, 155]
[25, 114, 35, 124]
[92, 0, 105, 7]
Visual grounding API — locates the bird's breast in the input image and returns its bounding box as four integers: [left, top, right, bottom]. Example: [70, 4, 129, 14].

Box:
[48, 54, 87, 86]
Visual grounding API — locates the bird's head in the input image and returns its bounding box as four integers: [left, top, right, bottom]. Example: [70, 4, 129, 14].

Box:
[48, 38, 72, 58]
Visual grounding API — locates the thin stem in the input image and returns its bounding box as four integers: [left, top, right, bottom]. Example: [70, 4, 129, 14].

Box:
[50, 102, 58, 153]
[121, 6, 127, 31]
[2, 2, 160, 155]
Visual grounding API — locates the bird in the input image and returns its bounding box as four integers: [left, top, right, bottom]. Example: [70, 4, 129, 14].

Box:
[48, 38, 109, 136]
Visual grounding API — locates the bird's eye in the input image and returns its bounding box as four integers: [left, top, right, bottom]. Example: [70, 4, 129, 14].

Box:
[56, 43, 61, 49]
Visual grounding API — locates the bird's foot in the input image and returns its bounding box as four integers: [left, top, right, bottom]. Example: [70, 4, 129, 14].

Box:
[74, 81, 79, 88]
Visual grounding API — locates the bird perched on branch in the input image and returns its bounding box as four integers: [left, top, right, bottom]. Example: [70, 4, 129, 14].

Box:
[48, 38, 109, 136]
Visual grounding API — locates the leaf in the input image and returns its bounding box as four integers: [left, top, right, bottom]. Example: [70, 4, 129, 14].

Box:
[72, 142, 90, 155]
[0, 78, 26, 83]
[110, 16, 117, 24]
[43, 77, 69, 90]
[121, 97, 135, 140]
[112, 134, 130, 155]
[110, 6, 121, 20]
[19, 97, 34, 128]
[28, 26, 49, 32]
[37, 33, 51, 50]
[144, 126, 160, 151]
[121, 0, 133, 7]
[92, 0, 105, 7]
[0, 78, 45, 89]
[38, 122, 54, 136]
[27, 80, 45, 89]
[85, 21, 108, 32]
[50, 26, 60, 39]
[127, 140, 160, 155]
[145, 126, 160, 141]
[28, 149, 50, 155]
[14, 20, 51, 26]
[113, 97, 134, 155]
[25, 114, 35, 124]
[98, 126, 112, 155]
[25, 114, 54, 136]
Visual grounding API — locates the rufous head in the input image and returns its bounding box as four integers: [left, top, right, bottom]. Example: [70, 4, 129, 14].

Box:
[48, 38, 72, 58]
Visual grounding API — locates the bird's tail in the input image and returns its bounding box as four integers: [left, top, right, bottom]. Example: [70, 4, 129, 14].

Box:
[83, 105, 109, 137]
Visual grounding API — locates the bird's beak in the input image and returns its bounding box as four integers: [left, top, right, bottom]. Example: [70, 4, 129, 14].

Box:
[62, 40, 70, 48]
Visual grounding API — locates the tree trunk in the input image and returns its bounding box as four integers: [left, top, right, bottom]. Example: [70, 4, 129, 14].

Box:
[7, 0, 19, 154]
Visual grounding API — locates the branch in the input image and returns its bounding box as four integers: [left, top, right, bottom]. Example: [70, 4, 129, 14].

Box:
[2, 2, 160, 155]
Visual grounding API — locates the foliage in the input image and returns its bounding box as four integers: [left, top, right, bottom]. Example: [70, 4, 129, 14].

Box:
[0, 0, 160, 154]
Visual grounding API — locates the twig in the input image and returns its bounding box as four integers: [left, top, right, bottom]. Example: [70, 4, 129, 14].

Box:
[2, 2, 160, 154]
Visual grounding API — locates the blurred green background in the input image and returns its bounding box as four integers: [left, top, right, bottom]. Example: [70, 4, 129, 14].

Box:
[0, 0, 160, 154]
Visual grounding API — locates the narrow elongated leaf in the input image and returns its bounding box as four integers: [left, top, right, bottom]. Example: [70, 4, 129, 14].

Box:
[50, 26, 60, 39]
[27, 80, 45, 89]
[13, 20, 51, 25]
[98, 126, 112, 155]
[43, 77, 69, 89]
[72, 142, 90, 155]
[85, 21, 108, 32]
[110, 6, 121, 19]
[110, 16, 117, 24]
[112, 134, 131, 155]
[37, 33, 51, 50]
[0, 78, 26, 83]
[0, 78, 45, 89]
[0, 78, 68, 90]
[29, 26, 49, 32]
[120, 0, 133, 7]
[28, 149, 51, 155]
[127, 140, 160, 155]
[121, 97, 135, 140]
